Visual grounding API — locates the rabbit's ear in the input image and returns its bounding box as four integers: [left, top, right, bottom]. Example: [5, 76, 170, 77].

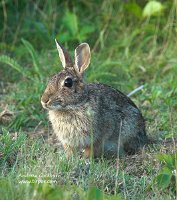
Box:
[55, 39, 73, 68]
[74, 43, 90, 74]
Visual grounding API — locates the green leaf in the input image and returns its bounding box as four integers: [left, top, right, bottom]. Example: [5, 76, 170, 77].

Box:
[124, 3, 142, 18]
[79, 25, 95, 40]
[62, 11, 78, 36]
[160, 167, 173, 176]
[0, 55, 25, 76]
[21, 39, 40, 77]
[156, 154, 175, 170]
[87, 187, 103, 200]
[155, 173, 172, 189]
[58, 32, 71, 43]
[143, 1, 164, 17]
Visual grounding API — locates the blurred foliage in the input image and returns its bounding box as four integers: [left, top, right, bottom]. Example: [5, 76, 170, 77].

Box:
[0, 0, 175, 48]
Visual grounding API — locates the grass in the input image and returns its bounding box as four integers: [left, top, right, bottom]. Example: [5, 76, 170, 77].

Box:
[0, 0, 177, 199]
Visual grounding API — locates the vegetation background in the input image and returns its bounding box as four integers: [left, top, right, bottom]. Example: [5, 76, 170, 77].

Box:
[0, 0, 177, 199]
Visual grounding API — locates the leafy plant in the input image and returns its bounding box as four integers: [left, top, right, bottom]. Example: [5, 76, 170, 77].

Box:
[143, 1, 164, 17]
[124, 1, 165, 18]
[0, 39, 43, 80]
[21, 39, 41, 78]
[0, 55, 26, 77]
[124, 2, 143, 18]
[152, 153, 177, 192]
[57, 10, 95, 43]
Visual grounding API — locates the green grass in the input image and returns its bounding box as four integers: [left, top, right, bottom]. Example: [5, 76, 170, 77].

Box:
[0, 0, 177, 199]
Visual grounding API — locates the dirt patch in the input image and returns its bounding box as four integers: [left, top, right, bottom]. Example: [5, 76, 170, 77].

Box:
[26, 125, 63, 149]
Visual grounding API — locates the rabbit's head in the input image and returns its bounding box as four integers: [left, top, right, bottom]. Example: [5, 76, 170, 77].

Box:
[41, 40, 91, 110]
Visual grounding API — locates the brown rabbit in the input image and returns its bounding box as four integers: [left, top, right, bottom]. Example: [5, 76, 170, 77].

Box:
[41, 40, 147, 158]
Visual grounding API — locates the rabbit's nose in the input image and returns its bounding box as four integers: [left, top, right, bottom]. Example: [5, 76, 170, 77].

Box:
[41, 101, 47, 108]
[41, 95, 49, 104]
[41, 95, 50, 109]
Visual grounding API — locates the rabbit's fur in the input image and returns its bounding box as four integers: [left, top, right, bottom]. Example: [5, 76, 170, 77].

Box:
[41, 40, 147, 158]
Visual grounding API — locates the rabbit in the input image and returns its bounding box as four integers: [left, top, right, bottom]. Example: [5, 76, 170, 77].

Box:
[41, 40, 148, 158]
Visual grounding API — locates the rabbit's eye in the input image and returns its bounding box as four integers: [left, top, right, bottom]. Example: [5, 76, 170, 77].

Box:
[64, 78, 73, 88]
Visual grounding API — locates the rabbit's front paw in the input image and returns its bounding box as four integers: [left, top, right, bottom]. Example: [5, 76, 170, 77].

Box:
[63, 144, 74, 159]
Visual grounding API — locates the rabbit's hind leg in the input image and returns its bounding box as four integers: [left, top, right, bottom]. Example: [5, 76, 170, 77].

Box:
[103, 140, 126, 158]
[123, 133, 147, 155]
